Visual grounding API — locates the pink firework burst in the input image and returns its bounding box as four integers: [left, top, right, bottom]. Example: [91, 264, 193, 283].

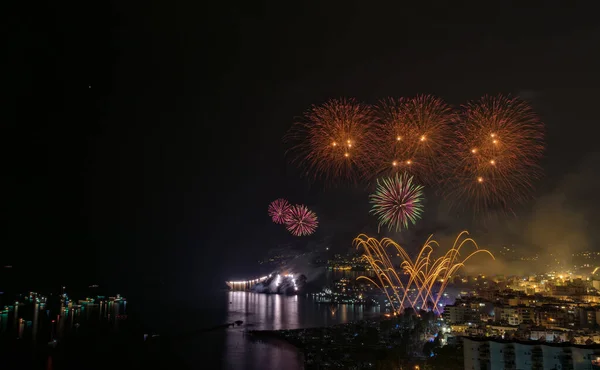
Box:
[285, 204, 318, 236]
[268, 198, 292, 224]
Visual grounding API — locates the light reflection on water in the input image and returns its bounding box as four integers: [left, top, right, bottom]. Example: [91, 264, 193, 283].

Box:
[0, 298, 124, 343]
[221, 291, 380, 370]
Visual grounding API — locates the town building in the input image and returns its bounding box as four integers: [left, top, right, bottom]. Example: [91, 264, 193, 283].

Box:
[464, 336, 600, 370]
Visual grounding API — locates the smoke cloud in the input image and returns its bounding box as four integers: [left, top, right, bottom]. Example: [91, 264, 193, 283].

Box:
[463, 152, 600, 275]
[522, 152, 600, 268]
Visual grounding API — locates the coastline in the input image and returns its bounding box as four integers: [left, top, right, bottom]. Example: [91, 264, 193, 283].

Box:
[247, 321, 396, 369]
[246, 318, 462, 370]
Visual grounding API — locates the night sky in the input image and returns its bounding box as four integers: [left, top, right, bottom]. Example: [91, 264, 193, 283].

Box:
[5, 2, 600, 298]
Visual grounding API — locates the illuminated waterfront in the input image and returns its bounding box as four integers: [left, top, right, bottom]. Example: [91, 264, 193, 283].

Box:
[0, 289, 130, 369]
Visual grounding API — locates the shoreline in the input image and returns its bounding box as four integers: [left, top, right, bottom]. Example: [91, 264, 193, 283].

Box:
[247, 321, 390, 368]
[246, 319, 454, 370]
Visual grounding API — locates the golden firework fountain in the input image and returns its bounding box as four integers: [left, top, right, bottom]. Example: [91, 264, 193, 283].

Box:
[354, 231, 494, 315]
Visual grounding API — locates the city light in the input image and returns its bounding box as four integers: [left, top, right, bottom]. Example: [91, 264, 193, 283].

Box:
[226, 275, 270, 286]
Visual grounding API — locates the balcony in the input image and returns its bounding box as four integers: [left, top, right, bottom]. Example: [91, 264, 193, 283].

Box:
[504, 347, 516, 356]
[559, 354, 573, 367]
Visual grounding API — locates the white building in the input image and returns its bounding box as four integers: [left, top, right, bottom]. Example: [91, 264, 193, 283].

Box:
[573, 333, 600, 345]
[464, 336, 600, 370]
[494, 305, 535, 326]
[530, 329, 569, 342]
[445, 304, 468, 324]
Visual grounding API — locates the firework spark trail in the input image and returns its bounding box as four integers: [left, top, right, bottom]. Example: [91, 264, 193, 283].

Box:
[370, 95, 454, 185]
[369, 172, 424, 232]
[284, 98, 378, 185]
[355, 236, 408, 310]
[444, 94, 545, 213]
[354, 231, 495, 314]
[285, 204, 318, 236]
[268, 198, 292, 224]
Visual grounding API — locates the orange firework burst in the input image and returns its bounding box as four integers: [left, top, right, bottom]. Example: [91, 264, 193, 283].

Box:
[443, 94, 544, 213]
[284, 98, 377, 184]
[370, 95, 454, 186]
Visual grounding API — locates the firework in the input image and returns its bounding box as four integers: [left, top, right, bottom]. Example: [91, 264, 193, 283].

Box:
[443, 94, 544, 213]
[284, 98, 377, 184]
[285, 204, 318, 236]
[370, 95, 454, 185]
[369, 172, 424, 232]
[268, 198, 292, 224]
[354, 231, 494, 314]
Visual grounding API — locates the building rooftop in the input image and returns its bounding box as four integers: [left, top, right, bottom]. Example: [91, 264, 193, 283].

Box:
[464, 335, 600, 349]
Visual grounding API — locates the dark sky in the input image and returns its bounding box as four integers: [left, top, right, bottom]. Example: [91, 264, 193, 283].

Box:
[5, 2, 600, 296]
